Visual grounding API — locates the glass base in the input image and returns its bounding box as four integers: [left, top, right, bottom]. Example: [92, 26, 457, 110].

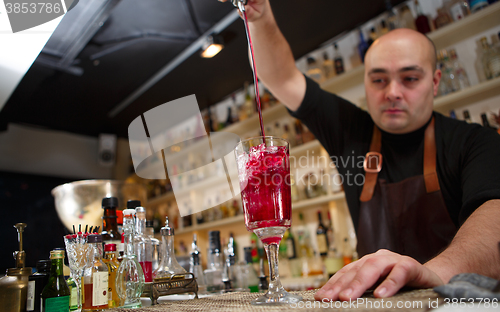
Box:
[120, 300, 142, 308]
[251, 289, 302, 305]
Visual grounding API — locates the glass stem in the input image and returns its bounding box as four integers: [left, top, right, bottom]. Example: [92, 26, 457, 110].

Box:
[264, 243, 283, 293]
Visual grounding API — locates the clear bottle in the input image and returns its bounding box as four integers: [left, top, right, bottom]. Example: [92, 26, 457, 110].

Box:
[189, 234, 207, 293]
[134, 206, 153, 282]
[82, 234, 108, 312]
[154, 216, 187, 278]
[115, 209, 144, 308]
[305, 57, 324, 83]
[399, 4, 416, 30]
[145, 220, 161, 274]
[27, 260, 51, 312]
[449, 49, 470, 90]
[480, 37, 500, 80]
[414, 0, 431, 34]
[443, 0, 470, 21]
[102, 244, 120, 308]
[41, 250, 70, 312]
[442, 49, 461, 92]
[241, 247, 260, 293]
[322, 52, 334, 80]
[437, 52, 452, 96]
[242, 81, 255, 120]
[101, 197, 121, 246]
[204, 231, 224, 293]
[333, 43, 345, 75]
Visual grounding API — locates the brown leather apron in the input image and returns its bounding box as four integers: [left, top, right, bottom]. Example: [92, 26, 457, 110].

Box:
[357, 117, 457, 264]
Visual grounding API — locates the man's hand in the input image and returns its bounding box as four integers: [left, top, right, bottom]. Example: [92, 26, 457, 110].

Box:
[314, 249, 444, 301]
[218, 0, 268, 22]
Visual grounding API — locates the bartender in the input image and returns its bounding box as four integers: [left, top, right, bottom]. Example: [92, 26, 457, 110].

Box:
[221, 0, 500, 301]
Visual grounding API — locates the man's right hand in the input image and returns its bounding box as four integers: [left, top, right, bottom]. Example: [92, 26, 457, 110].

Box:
[218, 0, 268, 23]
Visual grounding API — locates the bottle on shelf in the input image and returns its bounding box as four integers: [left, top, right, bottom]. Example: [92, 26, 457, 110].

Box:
[225, 106, 233, 128]
[116, 210, 123, 236]
[469, 0, 489, 13]
[154, 216, 187, 278]
[481, 113, 498, 130]
[224, 235, 238, 290]
[189, 234, 206, 293]
[145, 220, 160, 274]
[294, 120, 304, 146]
[27, 260, 51, 312]
[82, 234, 109, 311]
[241, 247, 260, 292]
[241, 81, 255, 121]
[357, 29, 369, 63]
[322, 52, 334, 80]
[134, 206, 153, 283]
[115, 209, 144, 308]
[41, 250, 70, 312]
[398, 4, 416, 31]
[316, 211, 329, 257]
[441, 49, 461, 92]
[367, 27, 378, 47]
[258, 258, 269, 291]
[332, 43, 345, 75]
[385, 0, 399, 30]
[379, 20, 389, 36]
[297, 213, 313, 259]
[342, 237, 354, 266]
[204, 231, 224, 293]
[449, 49, 470, 90]
[273, 122, 283, 139]
[437, 52, 452, 96]
[286, 229, 297, 260]
[443, 0, 470, 21]
[414, 0, 431, 34]
[305, 56, 324, 83]
[479, 37, 500, 80]
[102, 243, 120, 308]
[101, 197, 121, 246]
[449, 110, 457, 119]
[290, 174, 300, 203]
[463, 110, 473, 123]
[434, 7, 453, 30]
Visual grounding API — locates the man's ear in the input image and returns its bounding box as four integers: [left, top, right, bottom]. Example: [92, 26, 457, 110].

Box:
[432, 69, 442, 97]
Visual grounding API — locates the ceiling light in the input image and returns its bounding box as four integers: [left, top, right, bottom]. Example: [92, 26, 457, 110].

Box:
[201, 35, 224, 58]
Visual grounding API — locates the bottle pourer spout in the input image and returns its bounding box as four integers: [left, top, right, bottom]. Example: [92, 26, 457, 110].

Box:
[231, 0, 247, 11]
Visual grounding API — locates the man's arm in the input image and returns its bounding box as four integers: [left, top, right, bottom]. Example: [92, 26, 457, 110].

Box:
[220, 0, 306, 111]
[314, 199, 500, 301]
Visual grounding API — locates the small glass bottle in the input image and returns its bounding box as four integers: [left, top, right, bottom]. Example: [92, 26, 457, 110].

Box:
[305, 57, 324, 83]
[480, 37, 500, 80]
[101, 197, 121, 246]
[154, 216, 187, 278]
[134, 206, 153, 282]
[449, 49, 470, 90]
[333, 43, 344, 75]
[82, 234, 108, 312]
[441, 49, 460, 92]
[399, 4, 416, 30]
[27, 259, 51, 312]
[322, 52, 334, 80]
[414, 0, 431, 34]
[189, 234, 207, 293]
[41, 250, 70, 312]
[102, 244, 120, 308]
[115, 209, 145, 308]
[204, 231, 224, 293]
[241, 247, 260, 292]
[145, 220, 161, 274]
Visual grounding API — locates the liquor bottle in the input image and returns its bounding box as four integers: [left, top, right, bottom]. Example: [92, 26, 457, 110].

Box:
[134, 206, 153, 283]
[444, 0, 470, 21]
[434, 7, 453, 29]
[242, 82, 255, 120]
[399, 4, 416, 30]
[290, 174, 300, 202]
[379, 20, 389, 36]
[145, 220, 160, 274]
[189, 234, 206, 293]
[27, 260, 51, 312]
[102, 244, 120, 308]
[479, 37, 500, 80]
[297, 213, 313, 258]
[333, 43, 345, 75]
[357, 29, 369, 63]
[225, 106, 233, 128]
[242, 247, 260, 292]
[481, 113, 498, 130]
[367, 27, 378, 47]
[322, 52, 334, 80]
[414, 0, 431, 34]
[463, 110, 473, 123]
[316, 211, 329, 257]
[441, 49, 460, 92]
[116, 209, 144, 308]
[41, 250, 70, 312]
[154, 216, 187, 278]
[449, 49, 470, 90]
[449, 110, 457, 119]
[286, 229, 297, 260]
[469, 0, 489, 13]
[82, 234, 108, 311]
[342, 237, 354, 266]
[326, 212, 335, 250]
[305, 57, 324, 83]
[204, 231, 224, 292]
[101, 197, 121, 246]
[385, 0, 399, 30]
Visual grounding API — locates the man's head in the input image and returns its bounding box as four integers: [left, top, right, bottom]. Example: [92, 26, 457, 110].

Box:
[364, 29, 441, 134]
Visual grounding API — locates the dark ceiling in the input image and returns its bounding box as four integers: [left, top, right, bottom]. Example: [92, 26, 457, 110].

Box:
[0, 0, 405, 138]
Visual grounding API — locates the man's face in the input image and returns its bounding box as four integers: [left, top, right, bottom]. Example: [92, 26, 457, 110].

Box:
[364, 31, 440, 134]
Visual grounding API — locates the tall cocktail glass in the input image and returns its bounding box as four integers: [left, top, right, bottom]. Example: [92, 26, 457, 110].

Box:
[235, 136, 302, 305]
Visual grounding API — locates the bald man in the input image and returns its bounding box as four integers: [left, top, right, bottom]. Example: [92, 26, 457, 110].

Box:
[220, 0, 500, 301]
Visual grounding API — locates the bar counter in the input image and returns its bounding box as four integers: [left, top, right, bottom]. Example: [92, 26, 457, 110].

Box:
[111, 289, 441, 312]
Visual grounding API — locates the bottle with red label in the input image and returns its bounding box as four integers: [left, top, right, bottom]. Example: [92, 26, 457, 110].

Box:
[82, 234, 108, 311]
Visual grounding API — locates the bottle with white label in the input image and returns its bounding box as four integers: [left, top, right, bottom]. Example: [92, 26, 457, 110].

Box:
[27, 260, 51, 312]
[82, 234, 109, 311]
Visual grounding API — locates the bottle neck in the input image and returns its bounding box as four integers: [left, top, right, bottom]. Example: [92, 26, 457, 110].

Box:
[50, 258, 64, 277]
[93, 242, 103, 261]
[123, 216, 136, 256]
[208, 250, 222, 269]
[136, 217, 146, 236]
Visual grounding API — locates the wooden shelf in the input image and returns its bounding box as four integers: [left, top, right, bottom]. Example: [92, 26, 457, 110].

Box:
[321, 65, 365, 94]
[433, 77, 500, 114]
[175, 192, 345, 234]
[221, 103, 288, 136]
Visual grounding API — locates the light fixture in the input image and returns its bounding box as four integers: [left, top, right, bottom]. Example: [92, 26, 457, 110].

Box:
[201, 35, 224, 58]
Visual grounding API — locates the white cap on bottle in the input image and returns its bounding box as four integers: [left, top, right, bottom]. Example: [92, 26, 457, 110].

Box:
[123, 209, 136, 216]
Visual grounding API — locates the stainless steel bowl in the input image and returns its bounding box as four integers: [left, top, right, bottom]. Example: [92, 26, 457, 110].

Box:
[51, 180, 147, 232]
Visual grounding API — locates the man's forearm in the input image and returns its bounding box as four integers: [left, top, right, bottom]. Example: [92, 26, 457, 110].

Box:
[424, 199, 500, 283]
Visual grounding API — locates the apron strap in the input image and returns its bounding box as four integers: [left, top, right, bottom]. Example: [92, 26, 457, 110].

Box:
[359, 117, 438, 202]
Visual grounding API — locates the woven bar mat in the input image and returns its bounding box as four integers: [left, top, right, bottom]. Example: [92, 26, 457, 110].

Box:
[112, 289, 442, 312]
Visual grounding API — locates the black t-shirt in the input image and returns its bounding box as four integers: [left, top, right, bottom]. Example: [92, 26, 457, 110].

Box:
[289, 76, 500, 231]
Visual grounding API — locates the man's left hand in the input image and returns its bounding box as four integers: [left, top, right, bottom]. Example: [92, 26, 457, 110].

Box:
[314, 249, 444, 301]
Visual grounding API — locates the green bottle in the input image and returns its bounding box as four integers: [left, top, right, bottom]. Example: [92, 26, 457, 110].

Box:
[41, 250, 70, 312]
